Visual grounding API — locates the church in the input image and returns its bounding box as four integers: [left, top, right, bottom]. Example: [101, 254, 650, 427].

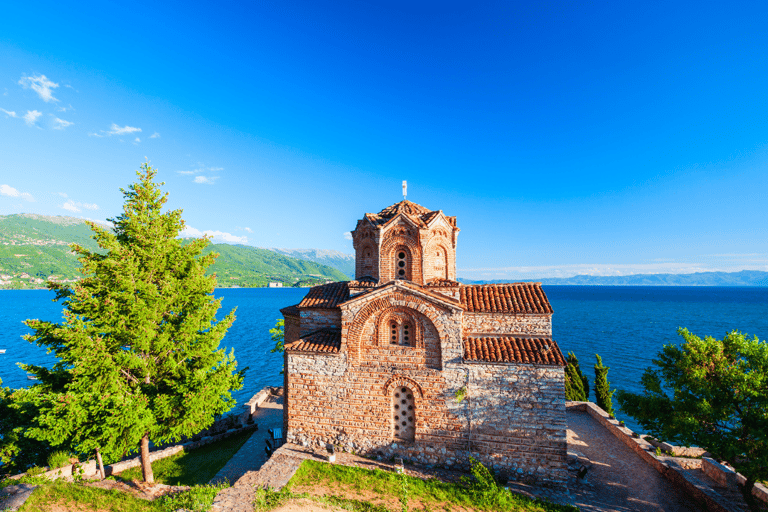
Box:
[280, 198, 568, 482]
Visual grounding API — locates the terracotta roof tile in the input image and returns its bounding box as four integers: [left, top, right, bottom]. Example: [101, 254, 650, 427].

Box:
[280, 304, 300, 316]
[425, 278, 461, 287]
[463, 336, 565, 366]
[363, 200, 450, 229]
[286, 329, 341, 354]
[459, 283, 552, 314]
[377, 200, 432, 219]
[297, 281, 350, 309]
[421, 211, 441, 224]
[347, 276, 378, 288]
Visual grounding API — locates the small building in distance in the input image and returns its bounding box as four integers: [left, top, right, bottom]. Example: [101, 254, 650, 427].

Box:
[280, 200, 567, 482]
[268, 282, 284, 288]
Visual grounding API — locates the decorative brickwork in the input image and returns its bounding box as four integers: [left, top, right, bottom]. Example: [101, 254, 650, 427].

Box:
[283, 200, 567, 483]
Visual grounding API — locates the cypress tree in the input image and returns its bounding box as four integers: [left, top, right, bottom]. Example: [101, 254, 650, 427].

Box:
[565, 352, 587, 401]
[22, 163, 244, 483]
[594, 354, 614, 415]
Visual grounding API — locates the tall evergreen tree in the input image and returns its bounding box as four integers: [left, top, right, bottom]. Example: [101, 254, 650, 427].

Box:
[564, 352, 587, 401]
[594, 354, 614, 415]
[22, 164, 244, 483]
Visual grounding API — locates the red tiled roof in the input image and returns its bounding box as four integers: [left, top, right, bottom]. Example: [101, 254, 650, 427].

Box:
[280, 304, 300, 316]
[348, 276, 378, 287]
[286, 329, 341, 353]
[377, 200, 432, 219]
[364, 200, 456, 229]
[425, 278, 461, 287]
[297, 281, 350, 308]
[463, 336, 565, 366]
[459, 283, 553, 314]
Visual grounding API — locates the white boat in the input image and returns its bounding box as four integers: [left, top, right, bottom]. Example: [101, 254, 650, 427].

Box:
[0, 349, 6, 354]
[27, 375, 38, 380]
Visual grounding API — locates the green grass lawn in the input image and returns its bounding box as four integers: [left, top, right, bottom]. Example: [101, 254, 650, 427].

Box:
[12, 429, 254, 511]
[116, 428, 255, 486]
[19, 481, 166, 511]
[278, 459, 578, 512]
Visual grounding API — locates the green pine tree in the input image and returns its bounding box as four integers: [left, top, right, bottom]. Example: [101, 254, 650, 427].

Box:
[594, 354, 614, 415]
[565, 352, 587, 401]
[22, 163, 244, 483]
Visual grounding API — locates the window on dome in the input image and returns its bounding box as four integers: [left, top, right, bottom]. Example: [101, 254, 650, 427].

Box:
[396, 250, 408, 279]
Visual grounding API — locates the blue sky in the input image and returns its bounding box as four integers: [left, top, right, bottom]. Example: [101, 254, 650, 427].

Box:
[1, 1, 767, 280]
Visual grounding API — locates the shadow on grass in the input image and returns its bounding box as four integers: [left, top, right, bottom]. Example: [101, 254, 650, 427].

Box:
[116, 429, 255, 486]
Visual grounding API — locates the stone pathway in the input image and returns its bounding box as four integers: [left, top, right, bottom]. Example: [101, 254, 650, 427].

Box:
[210, 394, 284, 486]
[211, 393, 311, 512]
[508, 409, 713, 511]
[0, 483, 38, 511]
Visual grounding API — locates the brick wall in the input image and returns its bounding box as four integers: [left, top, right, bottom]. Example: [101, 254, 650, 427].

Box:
[300, 309, 341, 336]
[462, 313, 552, 336]
[284, 285, 567, 483]
[285, 352, 566, 482]
[284, 314, 300, 343]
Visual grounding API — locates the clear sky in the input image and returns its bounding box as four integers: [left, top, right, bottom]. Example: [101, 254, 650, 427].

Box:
[1, 1, 767, 280]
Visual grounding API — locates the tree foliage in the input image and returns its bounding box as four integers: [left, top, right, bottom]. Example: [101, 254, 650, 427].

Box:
[593, 354, 614, 416]
[617, 328, 768, 511]
[0, 380, 53, 476]
[564, 352, 589, 402]
[20, 163, 244, 482]
[270, 319, 285, 375]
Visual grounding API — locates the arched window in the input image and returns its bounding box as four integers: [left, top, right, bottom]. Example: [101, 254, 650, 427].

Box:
[393, 386, 415, 441]
[434, 248, 447, 279]
[363, 249, 373, 276]
[389, 320, 412, 346]
[395, 250, 408, 279]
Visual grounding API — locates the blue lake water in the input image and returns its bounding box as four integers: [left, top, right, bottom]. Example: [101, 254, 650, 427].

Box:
[2, 286, 767, 432]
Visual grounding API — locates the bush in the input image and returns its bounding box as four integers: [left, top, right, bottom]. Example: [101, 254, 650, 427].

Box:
[160, 483, 227, 512]
[48, 451, 75, 469]
[26, 466, 47, 476]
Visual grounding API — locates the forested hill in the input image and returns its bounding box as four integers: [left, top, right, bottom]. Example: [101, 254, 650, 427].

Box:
[270, 248, 355, 278]
[0, 214, 347, 289]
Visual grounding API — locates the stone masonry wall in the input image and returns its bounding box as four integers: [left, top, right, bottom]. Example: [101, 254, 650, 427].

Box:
[285, 355, 566, 482]
[285, 286, 567, 483]
[299, 309, 341, 336]
[284, 314, 300, 343]
[462, 313, 552, 336]
[461, 363, 566, 481]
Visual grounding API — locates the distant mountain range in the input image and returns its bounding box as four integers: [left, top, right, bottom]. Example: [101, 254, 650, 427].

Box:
[460, 270, 768, 287]
[0, 214, 347, 289]
[270, 248, 355, 278]
[4, 214, 765, 288]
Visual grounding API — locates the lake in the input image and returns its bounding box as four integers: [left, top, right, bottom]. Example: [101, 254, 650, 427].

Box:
[2, 286, 767, 432]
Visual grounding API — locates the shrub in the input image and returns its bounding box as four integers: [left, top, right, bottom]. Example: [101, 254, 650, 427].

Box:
[26, 466, 47, 476]
[48, 451, 75, 469]
[160, 483, 228, 512]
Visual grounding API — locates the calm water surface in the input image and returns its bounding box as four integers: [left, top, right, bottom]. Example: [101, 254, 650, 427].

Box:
[2, 286, 767, 432]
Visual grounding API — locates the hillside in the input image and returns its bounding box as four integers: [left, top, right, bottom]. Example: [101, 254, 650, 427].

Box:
[459, 270, 768, 286]
[270, 247, 355, 278]
[0, 214, 347, 289]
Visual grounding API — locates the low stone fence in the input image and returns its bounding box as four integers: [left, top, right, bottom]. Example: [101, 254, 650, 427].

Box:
[566, 401, 768, 510]
[10, 388, 275, 483]
[11, 423, 259, 483]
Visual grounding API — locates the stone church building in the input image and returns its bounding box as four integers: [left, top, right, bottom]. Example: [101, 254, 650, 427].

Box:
[280, 200, 568, 482]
